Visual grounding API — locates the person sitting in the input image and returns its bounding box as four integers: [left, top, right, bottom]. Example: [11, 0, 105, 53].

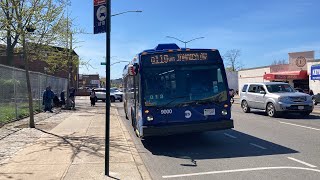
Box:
[60, 90, 66, 106]
[53, 94, 61, 107]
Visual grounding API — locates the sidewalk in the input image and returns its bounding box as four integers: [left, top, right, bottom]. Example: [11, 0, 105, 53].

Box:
[0, 97, 151, 180]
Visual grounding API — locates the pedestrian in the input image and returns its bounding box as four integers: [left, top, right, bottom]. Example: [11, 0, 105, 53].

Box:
[60, 90, 66, 107]
[43, 86, 54, 113]
[90, 89, 96, 106]
[309, 89, 314, 96]
[69, 87, 76, 109]
[53, 94, 61, 107]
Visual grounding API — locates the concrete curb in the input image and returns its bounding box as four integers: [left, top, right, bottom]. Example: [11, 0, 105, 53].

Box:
[114, 107, 152, 180]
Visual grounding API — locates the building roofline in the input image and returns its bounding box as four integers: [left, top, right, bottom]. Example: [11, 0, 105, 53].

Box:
[288, 50, 314, 54]
[238, 65, 270, 71]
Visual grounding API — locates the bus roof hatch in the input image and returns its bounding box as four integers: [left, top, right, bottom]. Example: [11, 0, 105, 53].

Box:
[154, 43, 180, 51]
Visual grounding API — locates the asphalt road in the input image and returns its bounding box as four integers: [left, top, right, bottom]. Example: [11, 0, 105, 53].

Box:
[114, 102, 320, 180]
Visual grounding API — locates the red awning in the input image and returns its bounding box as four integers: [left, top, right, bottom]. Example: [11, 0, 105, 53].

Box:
[263, 70, 308, 80]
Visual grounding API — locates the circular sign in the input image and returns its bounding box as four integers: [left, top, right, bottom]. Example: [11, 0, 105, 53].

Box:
[185, 110, 192, 119]
[296, 56, 306, 67]
[96, 5, 107, 22]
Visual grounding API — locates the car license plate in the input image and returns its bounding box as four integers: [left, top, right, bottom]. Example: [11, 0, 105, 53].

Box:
[298, 106, 304, 110]
[204, 109, 215, 116]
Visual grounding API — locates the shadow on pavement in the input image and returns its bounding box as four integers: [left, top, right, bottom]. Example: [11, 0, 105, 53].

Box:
[141, 129, 298, 160]
[30, 129, 131, 161]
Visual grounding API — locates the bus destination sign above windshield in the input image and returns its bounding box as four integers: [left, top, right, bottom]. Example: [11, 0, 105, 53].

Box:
[148, 52, 208, 65]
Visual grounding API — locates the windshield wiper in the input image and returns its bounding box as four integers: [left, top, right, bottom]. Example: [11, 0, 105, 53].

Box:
[184, 98, 221, 106]
[158, 95, 190, 108]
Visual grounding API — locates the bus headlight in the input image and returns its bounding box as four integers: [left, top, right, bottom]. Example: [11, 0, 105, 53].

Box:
[147, 115, 154, 121]
[222, 109, 228, 116]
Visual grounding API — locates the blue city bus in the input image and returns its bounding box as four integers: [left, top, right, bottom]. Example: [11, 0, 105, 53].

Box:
[122, 43, 233, 137]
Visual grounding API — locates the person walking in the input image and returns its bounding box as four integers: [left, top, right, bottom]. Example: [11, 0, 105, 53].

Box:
[90, 89, 96, 106]
[43, 86, 54, 113]
[309, 89, 314, 96]
[69, 87, 76, 109]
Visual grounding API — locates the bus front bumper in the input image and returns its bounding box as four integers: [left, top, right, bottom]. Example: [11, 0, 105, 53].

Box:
[142, 120, 234, 137]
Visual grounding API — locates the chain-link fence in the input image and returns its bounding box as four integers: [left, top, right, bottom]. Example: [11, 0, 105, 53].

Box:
[0, 64, 67, 125]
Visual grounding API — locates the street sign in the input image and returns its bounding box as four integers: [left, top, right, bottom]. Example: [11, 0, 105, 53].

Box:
[101, 62, 106, 65]
[311, 64, 320, 80]
[94, 0, 107, 34]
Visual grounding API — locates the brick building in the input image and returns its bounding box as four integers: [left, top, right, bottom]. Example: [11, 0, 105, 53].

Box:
[78, 74, 100, 89]
[0, 44, 79, 88]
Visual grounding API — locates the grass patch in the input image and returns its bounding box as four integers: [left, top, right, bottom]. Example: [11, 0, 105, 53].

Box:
[0, 101, 42, 125]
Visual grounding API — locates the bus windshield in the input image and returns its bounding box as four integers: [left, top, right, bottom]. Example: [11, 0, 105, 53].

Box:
[143, 65, 228, 107]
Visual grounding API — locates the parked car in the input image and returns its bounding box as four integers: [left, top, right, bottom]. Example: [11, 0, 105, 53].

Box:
[294, 88, 309, 94]
[240, 82, 314, 117]
[312, 93, 320, 105]
[110, 88, 123, 102]
[93, 88, 121, 102]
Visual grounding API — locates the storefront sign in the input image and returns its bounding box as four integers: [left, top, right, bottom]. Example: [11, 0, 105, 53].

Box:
[311, 64, 320, 80]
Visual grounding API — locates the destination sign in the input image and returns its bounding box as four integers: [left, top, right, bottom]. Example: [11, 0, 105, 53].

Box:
[141, 50, 223, 66]
[147, 53, 208, 65]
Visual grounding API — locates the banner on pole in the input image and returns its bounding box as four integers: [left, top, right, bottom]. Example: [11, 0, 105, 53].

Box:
[94, 0, 107, 34]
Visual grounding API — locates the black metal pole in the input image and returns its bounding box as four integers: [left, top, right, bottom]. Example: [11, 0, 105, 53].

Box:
[105, 0, 111, 176]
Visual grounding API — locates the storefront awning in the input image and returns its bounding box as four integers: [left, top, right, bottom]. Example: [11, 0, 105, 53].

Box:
[263, 70, 308, 80]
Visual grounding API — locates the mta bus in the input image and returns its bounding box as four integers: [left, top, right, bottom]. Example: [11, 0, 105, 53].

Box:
[122, 43, 233, 137]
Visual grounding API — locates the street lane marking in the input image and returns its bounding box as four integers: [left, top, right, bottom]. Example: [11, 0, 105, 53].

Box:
[224, 133, 237, 139]
[162, 166, 320, 178]
[288, 157, 317, 168]
[250, 143, 267, 150]
[279, 121, 320, 131]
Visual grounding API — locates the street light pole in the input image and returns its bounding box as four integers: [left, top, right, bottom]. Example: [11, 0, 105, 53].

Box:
[110, 61, 130, 66]
[166, 36, 205, 48]
[111, 10, 142, 17]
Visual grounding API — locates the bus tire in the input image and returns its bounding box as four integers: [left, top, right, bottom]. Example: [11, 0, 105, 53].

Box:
[131, 109, 136, 130]
[124, 103, 129, 120]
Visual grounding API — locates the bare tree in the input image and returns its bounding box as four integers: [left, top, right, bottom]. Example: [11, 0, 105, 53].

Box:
[223, 49, 243, 72]
[271, 59, 288, 65]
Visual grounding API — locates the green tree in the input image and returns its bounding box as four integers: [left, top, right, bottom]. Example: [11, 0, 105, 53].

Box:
[0, 0, 68, 128]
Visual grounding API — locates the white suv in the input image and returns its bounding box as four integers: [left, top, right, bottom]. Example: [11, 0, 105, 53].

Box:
[240, 82, 313, 117]
[93, 88, 121, 102]
[110, 88, 123, 102]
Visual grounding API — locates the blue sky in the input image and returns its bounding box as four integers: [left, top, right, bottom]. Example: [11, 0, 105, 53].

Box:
[70, 0, 320, 79]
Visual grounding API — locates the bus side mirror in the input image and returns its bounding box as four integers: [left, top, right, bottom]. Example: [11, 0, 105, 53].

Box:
[128, 64, 139, 76]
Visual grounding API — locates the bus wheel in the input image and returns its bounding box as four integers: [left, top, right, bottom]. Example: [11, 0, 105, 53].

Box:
[124, 103, 129, 120]
[131, 110, 136, 129]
